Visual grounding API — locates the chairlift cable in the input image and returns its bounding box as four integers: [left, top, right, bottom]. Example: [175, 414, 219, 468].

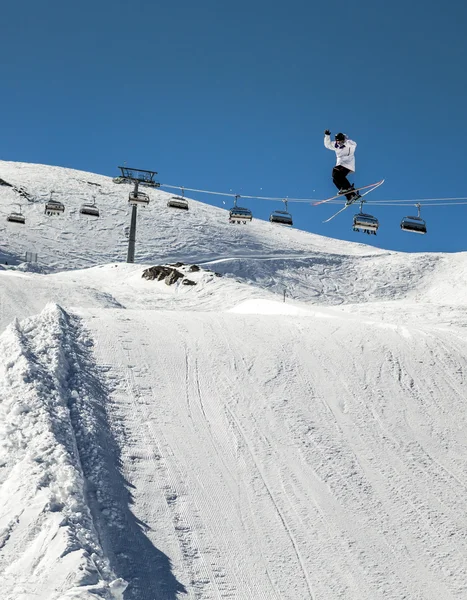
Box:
[364, 201, 467, 207]
[370, 197, 467, 204]
[161, 184, 317, 202]
[161, 183, 467, 206]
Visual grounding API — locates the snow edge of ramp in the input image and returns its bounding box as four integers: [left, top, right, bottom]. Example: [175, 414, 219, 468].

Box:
[0, 303, 127, 600]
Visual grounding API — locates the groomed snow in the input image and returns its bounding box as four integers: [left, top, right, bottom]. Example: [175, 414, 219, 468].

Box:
[0, 160, 467, 599]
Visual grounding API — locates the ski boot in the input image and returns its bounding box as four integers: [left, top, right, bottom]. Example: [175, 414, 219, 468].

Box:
[344, 185, 361, 206]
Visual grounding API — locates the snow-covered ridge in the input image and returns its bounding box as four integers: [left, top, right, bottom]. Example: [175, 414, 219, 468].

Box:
[0, 160, 383, 272]
[0, 304, 126, 599]
[1, 159, 466, 309]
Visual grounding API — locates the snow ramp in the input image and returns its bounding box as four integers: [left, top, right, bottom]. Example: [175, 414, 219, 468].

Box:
[0, 304, 127, 600]
[82, 305, 467, 600]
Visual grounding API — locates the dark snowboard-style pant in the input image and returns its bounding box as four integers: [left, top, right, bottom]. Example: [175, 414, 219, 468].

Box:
[332, 166, 354, 201]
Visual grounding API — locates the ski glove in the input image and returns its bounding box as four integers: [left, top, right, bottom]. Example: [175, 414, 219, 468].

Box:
[324, 129, 331, 135]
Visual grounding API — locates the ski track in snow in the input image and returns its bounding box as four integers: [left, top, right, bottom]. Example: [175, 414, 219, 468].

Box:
[0, 161, 467, 599]
[78, 308, 467, 600]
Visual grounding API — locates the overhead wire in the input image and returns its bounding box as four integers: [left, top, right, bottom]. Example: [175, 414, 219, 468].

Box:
[161, 184, 317, 202]
[328, 200, 467, 207]
[366, 201, 467, 207]
[371, 197, 467, 204]
[161, 184, 467, 207]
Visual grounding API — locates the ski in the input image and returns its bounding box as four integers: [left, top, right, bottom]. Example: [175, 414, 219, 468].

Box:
[322, 180, 385, 223]
[313, 179, 385, 206]
[322, 204, 349, 223]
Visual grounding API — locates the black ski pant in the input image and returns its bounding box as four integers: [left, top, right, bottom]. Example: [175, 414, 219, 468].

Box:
[332, 166, 354, 201]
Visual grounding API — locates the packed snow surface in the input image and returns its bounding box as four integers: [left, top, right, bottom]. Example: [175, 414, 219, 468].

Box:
[1, 160, 467, 599]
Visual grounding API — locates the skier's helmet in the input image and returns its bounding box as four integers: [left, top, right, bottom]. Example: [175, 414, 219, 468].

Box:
[335, 132, 346, 142]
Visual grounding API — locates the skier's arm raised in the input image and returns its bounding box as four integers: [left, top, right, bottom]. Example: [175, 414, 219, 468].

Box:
[324, 130, 334, 150]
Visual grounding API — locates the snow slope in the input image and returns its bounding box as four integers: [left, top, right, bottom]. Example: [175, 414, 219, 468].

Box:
[0, 160, 467, 599]
[0, 160, 384, 271]
[0, 159, 452, 304]
[83, 304, 467, 600]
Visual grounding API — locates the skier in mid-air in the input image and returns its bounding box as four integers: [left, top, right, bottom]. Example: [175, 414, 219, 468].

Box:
[324, 130, 360, 203]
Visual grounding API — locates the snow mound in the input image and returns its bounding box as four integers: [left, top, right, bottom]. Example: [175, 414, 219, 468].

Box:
[0, 304, 127, 600]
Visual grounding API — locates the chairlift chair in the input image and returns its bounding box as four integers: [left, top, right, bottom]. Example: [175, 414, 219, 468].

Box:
[400, 204, 427, 234]
[7, 211, 25, 224]
[45, 199, 65, 216]
[80, 203, 100, 217]
[270, 210, 293, 226]
[228, 194, 252, 224]
[352, 201, 379, 235]
[128, 191, 150, 206]
[167, 196, 189, 210]
[229, 206, 253, 224]
[167, 188, 189, 210]
[270, 200, 293, 226]
[401, 217, 427, 234]
[353, 213, 379, 235]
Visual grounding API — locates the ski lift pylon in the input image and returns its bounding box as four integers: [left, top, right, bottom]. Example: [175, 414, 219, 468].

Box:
[117, 166, 160, 188]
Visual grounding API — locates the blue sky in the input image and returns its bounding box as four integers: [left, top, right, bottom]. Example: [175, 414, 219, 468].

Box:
[2, 0, 466, 252]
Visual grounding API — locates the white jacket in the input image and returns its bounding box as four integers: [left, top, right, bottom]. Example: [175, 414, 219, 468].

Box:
[324, 134, 357, 172]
